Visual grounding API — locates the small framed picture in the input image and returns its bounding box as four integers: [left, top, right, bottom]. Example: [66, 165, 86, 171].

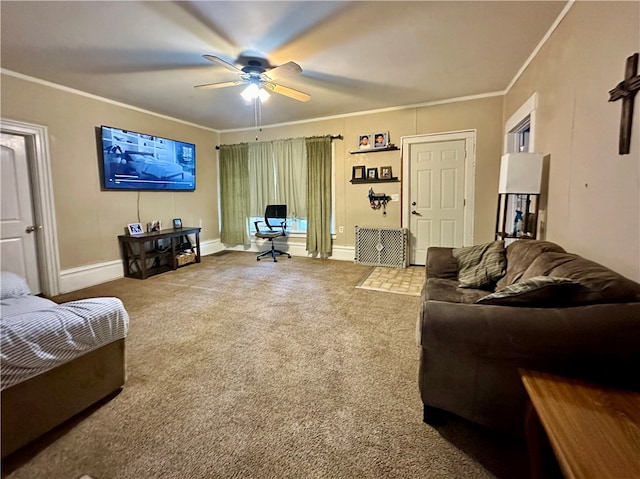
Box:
[380, 166, 392, 179]
[352, 165, 366, 180]
[127, 222, 144, 235]
[366, 167, 378, 180]
[374, 132, 389, 148]
[173, 218, 182, 229]
[358, 133, 373, 150]
[147, 220, 162, 232]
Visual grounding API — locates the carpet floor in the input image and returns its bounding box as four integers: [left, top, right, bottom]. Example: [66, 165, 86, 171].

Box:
[2, 252, 528, 479]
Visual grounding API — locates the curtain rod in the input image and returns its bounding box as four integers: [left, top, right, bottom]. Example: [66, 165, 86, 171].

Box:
[215, 134, 343, 150]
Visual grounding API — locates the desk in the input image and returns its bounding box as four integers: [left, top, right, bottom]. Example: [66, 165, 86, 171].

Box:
[118, 227, 201, 279]
[521, 369, 640, 479]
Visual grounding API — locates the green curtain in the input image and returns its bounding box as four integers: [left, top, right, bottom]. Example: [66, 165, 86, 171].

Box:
[273, 138, 307, 218]
[248, 141, 276, 217]
[305, 136, 332, 255]
[219, 143, 251, 245]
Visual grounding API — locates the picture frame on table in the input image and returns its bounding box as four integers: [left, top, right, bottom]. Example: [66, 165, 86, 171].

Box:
[367, 167, 378, 180]
[147, 220, 162, 232]
[352, 165, 366, 180]
[173, 218, 183, 229]
[127, 222, 144, 235]
[374, 132, 389, 148]
[379, 166, 392, 179]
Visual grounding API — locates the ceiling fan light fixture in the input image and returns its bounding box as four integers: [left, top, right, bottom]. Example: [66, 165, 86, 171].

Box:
[241, 83, 270, 102]
[241, 83, 259, 101]
[258, 88, 270, 102]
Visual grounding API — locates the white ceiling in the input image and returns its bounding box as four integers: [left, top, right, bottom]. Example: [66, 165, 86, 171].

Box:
[0, 1, 568, 131]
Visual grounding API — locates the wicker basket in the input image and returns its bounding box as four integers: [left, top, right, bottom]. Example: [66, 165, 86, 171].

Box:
[176, 252, 196, 266]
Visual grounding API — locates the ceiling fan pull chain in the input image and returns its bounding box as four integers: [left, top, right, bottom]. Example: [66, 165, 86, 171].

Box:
[254, 98, 259, 140]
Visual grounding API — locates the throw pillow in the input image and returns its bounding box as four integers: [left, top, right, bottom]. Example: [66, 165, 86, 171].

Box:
[476, 276, 579, 306]
[453, 240, 506, 289]
[0, 271, 31, 299]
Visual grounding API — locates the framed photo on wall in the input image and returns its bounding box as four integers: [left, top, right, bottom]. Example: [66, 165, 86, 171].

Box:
[358, 133, 373, 149]
[366, 167, 378, 180]
[374, 132, 389, 148]
[380, 166, 392, 179]
[127, 222, 143, 235]
[352, 165, 366, 180]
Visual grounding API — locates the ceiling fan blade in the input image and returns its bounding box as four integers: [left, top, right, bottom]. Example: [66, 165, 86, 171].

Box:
[203, 54, 243, 74]
[265, 82, 310, 102]
[194, 80, 245, 90]
[262, 61, 302, 81]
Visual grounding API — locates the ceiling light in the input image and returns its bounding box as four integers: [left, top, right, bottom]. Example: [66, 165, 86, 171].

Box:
[257, 87, 270, 102]
[241, 83, 270, 102]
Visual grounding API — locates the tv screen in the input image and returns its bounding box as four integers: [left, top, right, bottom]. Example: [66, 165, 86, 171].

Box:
[101, 125, 195, 191]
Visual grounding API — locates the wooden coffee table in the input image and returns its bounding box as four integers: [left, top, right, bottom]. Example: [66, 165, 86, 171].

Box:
[520, 369, 640, 479]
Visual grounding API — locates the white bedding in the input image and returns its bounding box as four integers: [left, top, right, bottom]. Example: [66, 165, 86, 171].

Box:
[1, 297, 129, 390]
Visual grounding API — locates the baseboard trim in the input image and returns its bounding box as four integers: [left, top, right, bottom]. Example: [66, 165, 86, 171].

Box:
[58, 239, 354, 293]
[59, 260, 124, 294]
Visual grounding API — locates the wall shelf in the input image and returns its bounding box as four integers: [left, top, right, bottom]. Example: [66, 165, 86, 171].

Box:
[349, 146, 399, 155]
[350, 177, 399, 184]
[495, 193, 540, 241]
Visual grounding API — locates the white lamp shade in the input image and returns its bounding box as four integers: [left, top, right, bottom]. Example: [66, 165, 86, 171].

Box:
[498, 153, 543, 194]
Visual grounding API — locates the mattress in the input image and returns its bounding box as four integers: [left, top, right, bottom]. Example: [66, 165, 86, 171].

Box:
[1, 297, 129, 390]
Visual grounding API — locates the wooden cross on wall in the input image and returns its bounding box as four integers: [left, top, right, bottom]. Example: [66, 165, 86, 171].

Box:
[609, 53, 640, 155]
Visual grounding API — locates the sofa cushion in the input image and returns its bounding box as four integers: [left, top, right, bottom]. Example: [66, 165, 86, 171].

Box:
[0, 272, 31, 300]
[453, 241, 506, 289]
[424, 278, 488, 304]
[496, 240, 566, 290]
[520, 252, 640, 304]
[476, 276, 580, 306]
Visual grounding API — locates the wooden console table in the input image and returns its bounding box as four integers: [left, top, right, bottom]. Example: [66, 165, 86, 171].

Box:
[118, 227, 201, 279]
[520, 369, 640, 479]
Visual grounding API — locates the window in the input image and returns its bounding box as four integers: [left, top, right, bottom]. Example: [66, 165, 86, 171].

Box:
[219, 136, 334, 251]
[248, 138, 308, 233]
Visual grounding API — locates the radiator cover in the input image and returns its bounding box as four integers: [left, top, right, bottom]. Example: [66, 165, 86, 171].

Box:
[354, 226, 408, 268]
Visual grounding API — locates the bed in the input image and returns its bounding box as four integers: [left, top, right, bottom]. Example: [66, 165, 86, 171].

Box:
[0, 272, 129, 458]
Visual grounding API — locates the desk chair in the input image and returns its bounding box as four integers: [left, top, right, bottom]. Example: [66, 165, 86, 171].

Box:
[254, 205, 292, 262]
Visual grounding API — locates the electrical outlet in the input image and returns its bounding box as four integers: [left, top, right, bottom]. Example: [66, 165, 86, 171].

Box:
[390, 194, 399, 201]
[338, 226, 344, 233]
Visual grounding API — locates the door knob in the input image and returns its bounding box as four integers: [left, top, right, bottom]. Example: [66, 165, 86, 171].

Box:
[411, 210, 420, 215]
[25, 225, 39, 233]
[412, 201, 417, 206]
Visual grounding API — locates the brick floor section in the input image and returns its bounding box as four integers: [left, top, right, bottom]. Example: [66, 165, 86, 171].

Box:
[356, 266, 425, 296]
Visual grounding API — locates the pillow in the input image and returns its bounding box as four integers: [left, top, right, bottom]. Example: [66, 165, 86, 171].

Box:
[1, 271, 32, 299]
[453, 241, 506, 289]
[476, 276, 579, 306]
[520, 252, 640, 304]
[496, 240, 566, 290]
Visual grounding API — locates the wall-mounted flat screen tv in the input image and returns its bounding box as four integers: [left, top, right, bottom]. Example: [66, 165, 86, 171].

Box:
[101, 125, 196, 191]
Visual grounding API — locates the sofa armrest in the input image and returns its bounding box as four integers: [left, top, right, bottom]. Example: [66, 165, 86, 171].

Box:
[426, 247, 458, 279]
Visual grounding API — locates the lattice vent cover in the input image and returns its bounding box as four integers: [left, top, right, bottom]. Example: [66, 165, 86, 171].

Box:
[354, 226, 408, 268]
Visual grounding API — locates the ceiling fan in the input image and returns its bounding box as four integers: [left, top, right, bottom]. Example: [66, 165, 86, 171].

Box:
[194, 54, 311, 102]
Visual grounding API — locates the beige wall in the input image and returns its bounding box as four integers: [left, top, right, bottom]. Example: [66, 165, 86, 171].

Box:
[504, 1, 640, 281]
[2, 72, 502, 277]
[1, 74, 220, 270]
[221, 96, 503, 247]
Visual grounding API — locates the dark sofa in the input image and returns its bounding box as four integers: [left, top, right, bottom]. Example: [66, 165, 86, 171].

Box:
[417, 240, 640, 437]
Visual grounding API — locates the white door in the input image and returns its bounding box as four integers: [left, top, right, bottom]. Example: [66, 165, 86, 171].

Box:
[1, 132, 41, 293]
[404, 135, 472, 265]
